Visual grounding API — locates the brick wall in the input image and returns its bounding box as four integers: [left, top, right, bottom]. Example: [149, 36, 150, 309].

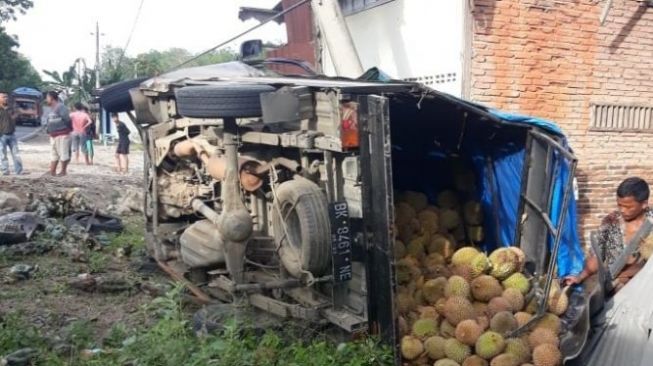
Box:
[471, 0, 653, 240]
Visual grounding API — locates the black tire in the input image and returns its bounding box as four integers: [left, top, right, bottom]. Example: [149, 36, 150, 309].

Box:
[63, 211, 124, 233]
[272, 178, 331, 276]
[100, 77, 149, 113]
[174, 84, 275, 118]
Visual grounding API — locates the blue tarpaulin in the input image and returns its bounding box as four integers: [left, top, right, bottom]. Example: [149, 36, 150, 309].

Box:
[12, 87, 42, 98]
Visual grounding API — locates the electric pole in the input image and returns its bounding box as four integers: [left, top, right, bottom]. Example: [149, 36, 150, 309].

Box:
[90, 22, 104, 89]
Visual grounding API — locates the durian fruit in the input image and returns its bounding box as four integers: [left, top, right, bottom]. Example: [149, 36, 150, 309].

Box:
[445, 338, 472, 364]
[475, 331, 506, 360]
[401, 335, 424, 360]
[640, 234, 653, 260]
[527, 328, 560, 349]
[453, 225, 466, 242]
[505, 338, 531, 364]
[441, 209, 462, 232]
[502, 273, 530, 295]
[437, 190, 459, 210]
[423, 277, 448, 304]
[514, 312, 533, 328]
[464, 201, 484, 226]
[394, 240, 406, 259]
[440, 319, 457, 338]
[467, 226, 485, 243]
[395, 202, 418, 242]
[524, 297, 539, 315]
[535, 313, 561, 335]
[424, 264, 452, 280]
[398, 315, 409, 337]
[462, 355, 489, 366]
[399, 191, 429, 212]
[412, 318, 439, 339]
[489, 353, 519, 366]
[414, 288, 427, 306]
[489, 248, 519, 280]
[452, 247, 481, 267]
[396, 257, 421, 285]
[547, 288, 569, 316]
[471, 275, 504, 302]
[487, 297, 513, 318]
[406, 235, 428, 261]
[451, 265, 475, 283]
[455, 319, 484, 346]
[476, 315, 490, 332]
[490, 311, 518, 336]
[397, 288, 416, 314]
[424, 335, 447, 360]
[434, 359, 462, 366]
[502, 288, 525, 312]
[418, 209, 440, 235]
[428, 234, 457, 259]
[470, 253, 491, 278]
[446, 275, 472, 299]
[425, 205, 440, 214]
[532, 343, 561, 366]
[444, 296, 476, 326]
[423, 252, 446, 268]
[508, 247, 526, 272]
[473, 302, 489, 319]
[417, 306, 439, 320]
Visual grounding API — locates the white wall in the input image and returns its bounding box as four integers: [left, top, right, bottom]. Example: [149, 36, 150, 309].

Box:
[323, 0, 465, 97]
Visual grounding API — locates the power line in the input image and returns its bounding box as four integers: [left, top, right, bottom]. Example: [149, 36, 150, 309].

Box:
[116, 0, 146, 70]
[169, 0, 311, 72]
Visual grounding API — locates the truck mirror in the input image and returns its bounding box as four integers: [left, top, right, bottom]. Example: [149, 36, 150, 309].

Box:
[240, 39, 264, 60]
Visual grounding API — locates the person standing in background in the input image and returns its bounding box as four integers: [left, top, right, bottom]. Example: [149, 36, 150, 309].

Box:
[70, 103, 93, 165]
[44, 91, 72, 176]
[0, 91, 24, 175]
[82, 106, 95, 165]
[112, 113, 130, 174]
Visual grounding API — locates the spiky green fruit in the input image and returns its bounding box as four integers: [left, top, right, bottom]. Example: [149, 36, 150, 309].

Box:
[441, 209, 461, 231]
[490, 353, 519, 366]
[464, 201, 484, 226]
[532, 343, 561, 366]
[401, 335, 424, 360]
[488, 248, 519, 280]
[475, 331, 506, 360]
[505, 338, 531, 364]
[446, 275, 472, 299]
[502, 273, 530, 295]
[444, 296, 475, 326]
[412, 318, 439, 339]
[418, 209, 440, 235]
[470, 253, 491, 277]
[434, 359, 462, 366]
[423, 277, 448, 304]
[437, 190, 459, 209]
[445, 338, 472, 364]
[502, 288, 525, 312]
[452, 247, 481, 267]
[455, 319, 484, 346]
[462, 355, 489, 366]
[400, 191, 429, 212]
[424, 335, 447, 360]
[490, 311, 518, 336]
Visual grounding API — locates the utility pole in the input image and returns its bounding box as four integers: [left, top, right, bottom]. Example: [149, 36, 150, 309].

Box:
[90, 21, 104, 89]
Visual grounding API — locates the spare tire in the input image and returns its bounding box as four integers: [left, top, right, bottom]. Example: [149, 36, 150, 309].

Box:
[100, 77, 149, 113]
[272, 177, 330, 277]
[174, 84, 275, 118]
[64, 211, 123, 233]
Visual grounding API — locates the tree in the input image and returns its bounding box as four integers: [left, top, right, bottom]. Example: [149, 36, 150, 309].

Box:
[42, 58, 96, 106]
[0, 26, 41, 91]
[100, 46, 238, 85]
[0, 0, 33, 22]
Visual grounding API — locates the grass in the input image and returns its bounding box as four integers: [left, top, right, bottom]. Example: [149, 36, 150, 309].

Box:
[0, 285, 393, 366]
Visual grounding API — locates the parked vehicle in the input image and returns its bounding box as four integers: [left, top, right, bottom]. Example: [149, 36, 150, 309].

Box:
[100, 60, 603, 365]
[11, 87, 42, 127]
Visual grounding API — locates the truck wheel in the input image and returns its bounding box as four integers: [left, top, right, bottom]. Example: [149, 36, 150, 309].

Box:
[100, 77, 149, 113]
[272, 177, 331, 277]
[174, 84, 275, 119]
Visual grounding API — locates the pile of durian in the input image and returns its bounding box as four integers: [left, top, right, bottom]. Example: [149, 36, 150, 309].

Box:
[394, 190, 568, 366]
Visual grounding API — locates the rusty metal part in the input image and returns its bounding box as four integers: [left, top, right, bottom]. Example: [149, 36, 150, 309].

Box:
[156, 259, 212, 304]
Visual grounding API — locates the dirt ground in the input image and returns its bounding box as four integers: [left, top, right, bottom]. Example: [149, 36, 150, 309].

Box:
[0, 135, 169, 356]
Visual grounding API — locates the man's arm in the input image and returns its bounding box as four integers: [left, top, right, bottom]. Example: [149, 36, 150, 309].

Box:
[82, 113, 93, 129]
[59, 105, 72, 128]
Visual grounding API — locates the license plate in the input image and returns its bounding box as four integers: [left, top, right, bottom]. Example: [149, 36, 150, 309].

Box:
[330, 202, 352, 283]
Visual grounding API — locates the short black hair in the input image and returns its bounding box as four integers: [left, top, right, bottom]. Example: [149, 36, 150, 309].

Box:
[46, 91, 59, 101]
[74, 102, 84, 111]
[617, 177, 650, 202]
[111, 113, 119, 118]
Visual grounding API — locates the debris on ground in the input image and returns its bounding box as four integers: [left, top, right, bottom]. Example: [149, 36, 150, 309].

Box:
[2, 348, 39, 366]
[67, 273, 97, 292]
[0, 212, 41, 245]
[0, 191, 23, 214]
[0, 241, 54, 257]
[108, 188, 144, 215]
[67, 274, 135, 294]
[8, 264, 38, 281]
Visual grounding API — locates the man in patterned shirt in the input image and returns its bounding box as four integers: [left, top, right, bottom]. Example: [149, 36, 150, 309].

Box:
[564, 177, 653, 293]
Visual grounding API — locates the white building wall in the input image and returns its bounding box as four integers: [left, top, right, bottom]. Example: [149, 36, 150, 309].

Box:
[322, 0, 465, 97]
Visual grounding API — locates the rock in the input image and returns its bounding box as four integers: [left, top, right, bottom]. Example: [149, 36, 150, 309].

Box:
[68, 273, 97, 292]
[0, 191, 22, 212]
[4, 348, 38, 366]
[0, 241, 53, 257]
[9, 264, 37, 280]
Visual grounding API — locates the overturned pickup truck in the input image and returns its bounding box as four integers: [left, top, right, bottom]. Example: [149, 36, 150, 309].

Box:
[102, 61, 613, 365]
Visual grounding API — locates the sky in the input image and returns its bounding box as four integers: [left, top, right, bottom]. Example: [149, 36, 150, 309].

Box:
[4, 0, 287, 78]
